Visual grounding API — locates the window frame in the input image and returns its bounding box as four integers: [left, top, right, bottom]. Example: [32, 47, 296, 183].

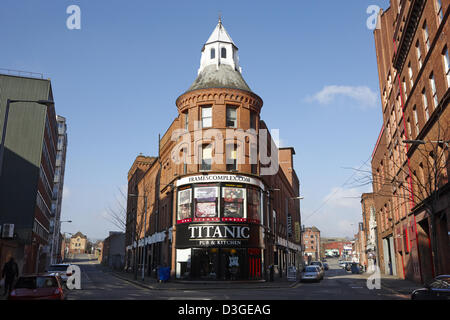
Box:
[226, 143, 238, 172]
[201, 106, 212, 128]
[226, 105, 237, 128]
[429, 72, 438, 108]
[199, 144, 212, 171]
[423, 21, 430, 52]
[443, 46, 450, 88]
[416, 40, 422, 69]
[422, 88, 430, 121]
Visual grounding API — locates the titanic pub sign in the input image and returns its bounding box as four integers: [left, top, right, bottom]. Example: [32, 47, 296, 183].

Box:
[176, 223, 262, 248]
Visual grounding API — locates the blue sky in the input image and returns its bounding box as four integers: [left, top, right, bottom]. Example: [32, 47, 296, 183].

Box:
[0, 0, 390, 240]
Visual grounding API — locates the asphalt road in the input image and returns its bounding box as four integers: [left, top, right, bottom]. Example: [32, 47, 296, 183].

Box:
[65, 255, 408, 300]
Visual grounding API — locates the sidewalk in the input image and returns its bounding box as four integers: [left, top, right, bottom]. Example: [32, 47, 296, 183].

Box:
[360, 272, 422, 296]
[104, 267, 299, 291]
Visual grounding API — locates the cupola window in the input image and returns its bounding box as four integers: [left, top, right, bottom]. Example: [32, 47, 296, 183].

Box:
[210, 48, 215, 59]
[221, 47, 227, 59]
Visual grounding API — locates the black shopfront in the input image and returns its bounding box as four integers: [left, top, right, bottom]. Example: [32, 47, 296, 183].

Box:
[174, 174, 265, 281]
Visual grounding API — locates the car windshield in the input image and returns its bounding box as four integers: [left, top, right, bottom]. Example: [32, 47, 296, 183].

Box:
[310, 262, 320, 265]
[429, 279, 450, 289]
[48, 265, 68, 271]
[305, 267, 318, 272]
[36, 277, 58, 288]
[15, 277, 58, 289]
[14, 277, 36, 289]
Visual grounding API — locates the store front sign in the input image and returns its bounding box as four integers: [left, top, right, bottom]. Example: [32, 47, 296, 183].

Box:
[176, 223, 262, 248]
[176, 174, 265, 190]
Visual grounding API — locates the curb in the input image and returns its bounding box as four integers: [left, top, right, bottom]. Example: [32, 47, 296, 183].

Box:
[109, 271, 300, 291]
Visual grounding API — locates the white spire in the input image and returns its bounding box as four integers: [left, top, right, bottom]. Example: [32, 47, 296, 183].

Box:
[205, 18, 235, 45]
[198, 18, 241, 75]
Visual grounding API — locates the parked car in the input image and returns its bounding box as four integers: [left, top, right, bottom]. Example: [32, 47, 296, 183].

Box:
[301, 266, 324, 282]
[411, 275, 450, 300]
[323, 263, 329, 271]
[309, 261, 324, 271]
[8, 274, 65, 300]
[339, 260, 349, 268]
[46, 263, 72, 283]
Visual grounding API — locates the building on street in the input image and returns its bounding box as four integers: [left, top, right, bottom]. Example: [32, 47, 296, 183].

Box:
[360, 193, 378, 272]
[371, 0, 449, 283]
[322, 238, 353, 258]
[48, 115, 68, 265]
[125, 19, 303, 281]
[302, 226, 320, 263]
[353, 222, 366, 264]
[0, 72, 64, 274]
[69, 232, 88, 254]
[102, 231, 125, 270]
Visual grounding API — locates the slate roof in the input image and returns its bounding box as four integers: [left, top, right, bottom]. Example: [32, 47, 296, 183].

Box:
[187, 64, 252, 93]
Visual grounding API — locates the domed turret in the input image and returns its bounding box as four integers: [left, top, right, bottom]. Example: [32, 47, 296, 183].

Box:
[187, 19, 252, 93]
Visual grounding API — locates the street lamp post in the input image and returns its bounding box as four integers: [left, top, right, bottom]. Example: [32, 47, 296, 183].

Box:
[288, 196, 304, 275]
[0, 99, 55, 176]
[129, 193, 148, 282]
[51, 220, 72, 264]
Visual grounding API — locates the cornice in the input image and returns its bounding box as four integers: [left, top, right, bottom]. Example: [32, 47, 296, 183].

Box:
[175, 87, 263, 111]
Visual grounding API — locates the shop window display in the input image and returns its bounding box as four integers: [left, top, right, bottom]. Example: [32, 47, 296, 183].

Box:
[177, 188, 192, 221]
[247, 188, 261, 222]
[222, 187, 245, 218]
[194, 186, 219, 218]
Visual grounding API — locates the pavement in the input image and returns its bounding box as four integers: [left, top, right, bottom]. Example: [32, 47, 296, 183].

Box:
[106, 266, 300, 291]
[364, 273, 421, 296]
[104, 264, 422, 296]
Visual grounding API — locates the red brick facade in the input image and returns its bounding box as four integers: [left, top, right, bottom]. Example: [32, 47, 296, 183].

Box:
[125, 22, 303, 281]
[372, 0, 449, 283]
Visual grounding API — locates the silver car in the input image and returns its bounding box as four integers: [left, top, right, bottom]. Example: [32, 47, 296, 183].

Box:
[301, 266, 324, 282]
[310, 261, 324, 271]
[46, 264, 71, 283]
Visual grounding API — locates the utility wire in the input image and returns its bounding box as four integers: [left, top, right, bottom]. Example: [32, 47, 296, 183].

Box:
[303, 155, 372, 222]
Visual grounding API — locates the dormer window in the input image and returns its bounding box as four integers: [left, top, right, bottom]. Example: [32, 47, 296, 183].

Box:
[221, 47, 227, 59]
[210, 48, 215, 59]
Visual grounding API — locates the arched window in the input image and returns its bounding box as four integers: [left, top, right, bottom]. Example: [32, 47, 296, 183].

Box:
[221, 47, 227, 59]
[210, 48, 215, 59]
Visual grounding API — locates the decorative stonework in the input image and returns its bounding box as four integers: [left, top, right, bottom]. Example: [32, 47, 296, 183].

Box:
[176, 87, 263, 113]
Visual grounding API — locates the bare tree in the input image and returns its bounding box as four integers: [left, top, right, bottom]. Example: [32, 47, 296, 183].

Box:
[103, 187, 128, 232]
[103, 184, 151, 280]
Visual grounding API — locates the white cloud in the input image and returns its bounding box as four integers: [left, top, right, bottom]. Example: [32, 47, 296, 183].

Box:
[307, 85, 378, 108]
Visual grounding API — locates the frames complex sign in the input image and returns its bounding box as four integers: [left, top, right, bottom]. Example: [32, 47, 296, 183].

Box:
[176, 223, 262, 248]
[176, 174, 265, 190]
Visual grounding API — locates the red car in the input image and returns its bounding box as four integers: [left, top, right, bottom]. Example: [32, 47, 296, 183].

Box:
[8, 274, 65, 300]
